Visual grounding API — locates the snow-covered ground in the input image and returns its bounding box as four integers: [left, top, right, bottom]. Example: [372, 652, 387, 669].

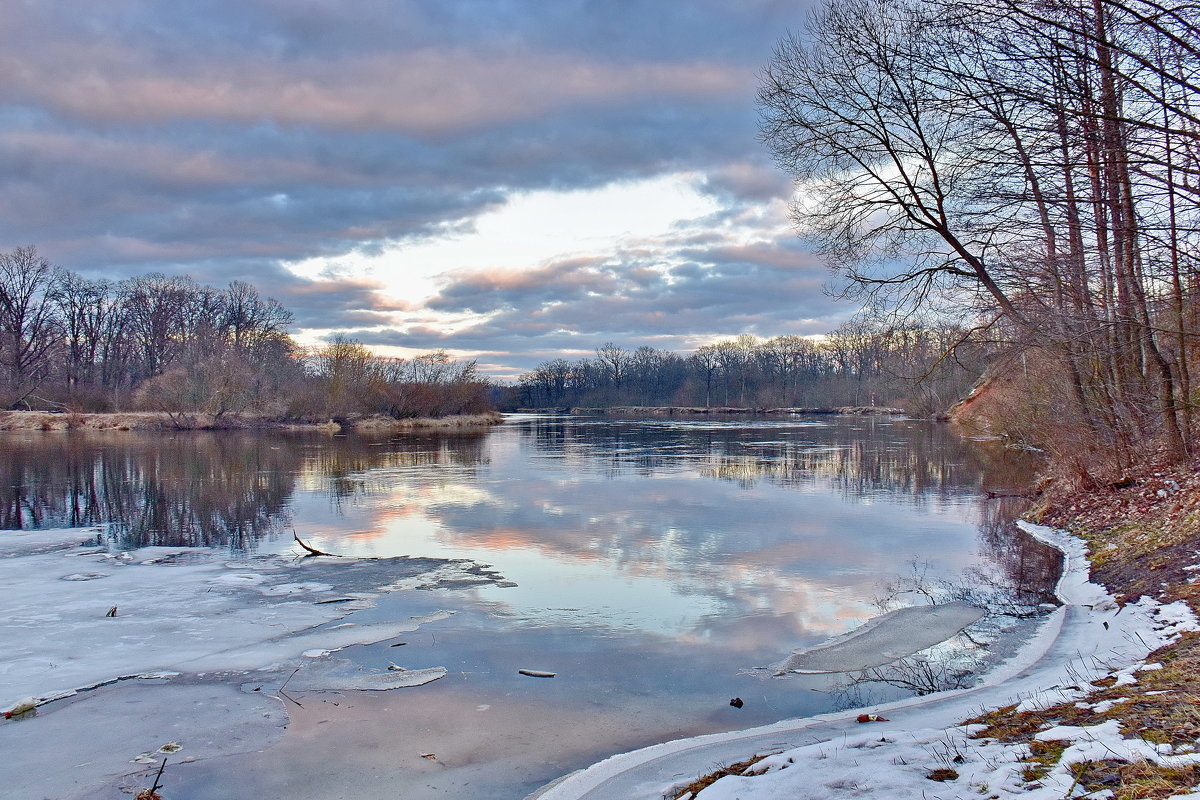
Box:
[529, 522, 1200, 800]
[0, 526, 501, 799]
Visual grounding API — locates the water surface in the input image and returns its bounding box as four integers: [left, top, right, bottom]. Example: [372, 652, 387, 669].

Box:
[1, 414, 1057, 799]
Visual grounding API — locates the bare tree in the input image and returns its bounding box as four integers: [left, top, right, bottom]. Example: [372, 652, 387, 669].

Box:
[689, 345, 721, 408]
[595, 342, 629, 401]
[0, 246, 60, 406]
[760, 0, 1199, 468]
[51, 271, 115, 392]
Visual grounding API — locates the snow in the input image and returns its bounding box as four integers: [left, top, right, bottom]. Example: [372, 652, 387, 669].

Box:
[0, 526, 104, 556]
[527, 521, 1200, 800]
[291, 665, 447, 690]
[0, 526, 504, 798]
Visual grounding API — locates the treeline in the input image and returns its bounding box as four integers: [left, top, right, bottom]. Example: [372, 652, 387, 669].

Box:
[0, 246, 489, 419]
[760, 0, 1200, 481]
[514, 322, 987, 414]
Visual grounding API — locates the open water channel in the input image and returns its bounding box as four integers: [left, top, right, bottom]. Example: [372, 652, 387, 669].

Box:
[0, 414, 1060, 799]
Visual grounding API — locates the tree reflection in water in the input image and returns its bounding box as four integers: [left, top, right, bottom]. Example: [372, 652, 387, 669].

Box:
[0, 431, 491, 549]
[518, 415, 1038, 504]
[0, 433, 299, 548]
[0, 418, 1054, 606]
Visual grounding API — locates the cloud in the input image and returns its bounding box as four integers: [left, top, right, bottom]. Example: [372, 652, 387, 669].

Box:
[702, 161, 796, 204]
[0, 0, 840, 377]
[2, 45, 745, 136]
[334, 222, 854, 378]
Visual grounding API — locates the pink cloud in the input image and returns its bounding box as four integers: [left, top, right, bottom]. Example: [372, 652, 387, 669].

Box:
[444, 257, 617, 295]
[0, 131, 344, 189]
[0, 43, 744, 135]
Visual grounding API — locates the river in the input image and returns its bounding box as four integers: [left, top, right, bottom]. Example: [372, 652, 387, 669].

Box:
[0, 414, 1059, 799]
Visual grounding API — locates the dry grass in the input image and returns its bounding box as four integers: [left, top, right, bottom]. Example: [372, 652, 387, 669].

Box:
[964, 633, 1200, 797]
[668, 754, 773, 799]
[925, 767, 960, 781]
[351, 412, 503, 433]
[0, 410, 503, 433]
[1030, 458, 1200, 603]
[0, 411, 186, 431]
[959, 465, 1200, 799]
[1021, 740, 1069, 782]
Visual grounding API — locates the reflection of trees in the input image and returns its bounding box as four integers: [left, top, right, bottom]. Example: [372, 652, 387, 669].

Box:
[300, 432, 490, 509]
[523, 418, 673, 477]
[976, 496, 1062, 607]
[0, 431, 490, 549]
[513, 416, 1062, 607]
[519, 416, 1033, 504]
[0, 433, 299, 548]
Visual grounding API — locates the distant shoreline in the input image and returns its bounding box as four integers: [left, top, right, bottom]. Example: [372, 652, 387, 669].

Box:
[0, 410, 504, 434]
[515, 405, 907, 416]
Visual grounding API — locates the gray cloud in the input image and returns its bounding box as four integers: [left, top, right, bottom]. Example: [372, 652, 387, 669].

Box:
[0, 0, 836, 376]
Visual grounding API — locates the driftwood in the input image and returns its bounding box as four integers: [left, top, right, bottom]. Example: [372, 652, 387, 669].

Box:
[277, 667, 303, 707]
[518, 669, 556, 678]
[135, 757, 167, 800]
[293, 531, 339, 557]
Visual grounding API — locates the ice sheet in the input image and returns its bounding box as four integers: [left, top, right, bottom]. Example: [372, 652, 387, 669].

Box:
[0, 529, 499, 711]
[773, 600, 985, 673]
[0, 526, 508, 798]
[0, 681, 287, 800]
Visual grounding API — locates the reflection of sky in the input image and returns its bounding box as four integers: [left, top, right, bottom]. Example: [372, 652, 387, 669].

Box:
[3, 417, 1022, 798]
[294, 417, 989, 645]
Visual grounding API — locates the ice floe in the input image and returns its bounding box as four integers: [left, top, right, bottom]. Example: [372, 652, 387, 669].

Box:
[0, 525, 507, 799]
[771, 600, 986, 673]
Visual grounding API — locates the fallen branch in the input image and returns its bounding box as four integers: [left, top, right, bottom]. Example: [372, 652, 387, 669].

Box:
[135, 757, 167, 800]
[278, 667, 303, 707]
[293, 531, 339, 557]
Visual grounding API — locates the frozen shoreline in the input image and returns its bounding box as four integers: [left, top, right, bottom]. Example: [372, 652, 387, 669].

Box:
[0, 527, 504, 799]
[527, 522, 1199, 800]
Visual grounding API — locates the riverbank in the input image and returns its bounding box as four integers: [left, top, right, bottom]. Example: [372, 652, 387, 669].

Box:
[530, 521, 1200, 799]
[0, 410, 504, 434]
[532, 467, 1200, 800]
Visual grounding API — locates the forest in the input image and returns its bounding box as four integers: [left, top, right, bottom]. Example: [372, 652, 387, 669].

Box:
[1, 241, 987, 423]
[757, 0, 1199, 485]
[0, 247, 490, 421]
[512, 324, 986, 414]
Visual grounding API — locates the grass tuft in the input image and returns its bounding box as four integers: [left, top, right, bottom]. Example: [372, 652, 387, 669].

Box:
[668, 754, 773, 799]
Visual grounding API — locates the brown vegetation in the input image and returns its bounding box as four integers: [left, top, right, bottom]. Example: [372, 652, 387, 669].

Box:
[0, 254, 496, 421]
[947, 455, 1200, 798]
[668, 754, 773, 800]
[0, 410, 502, 433]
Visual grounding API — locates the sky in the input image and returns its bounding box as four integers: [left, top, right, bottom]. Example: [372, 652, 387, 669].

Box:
[0, 0, 851, 380]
